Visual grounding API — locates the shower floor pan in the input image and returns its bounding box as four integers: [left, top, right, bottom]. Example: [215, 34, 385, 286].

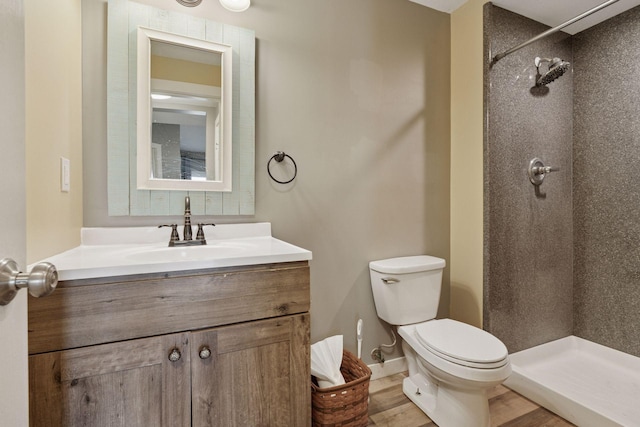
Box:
[504, 336, 640, 427]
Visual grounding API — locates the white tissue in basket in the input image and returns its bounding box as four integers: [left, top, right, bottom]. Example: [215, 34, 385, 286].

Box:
[311, 335, 346, 388]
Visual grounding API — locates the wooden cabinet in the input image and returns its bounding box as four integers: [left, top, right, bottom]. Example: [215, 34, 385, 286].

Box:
[28, 262, 310, 427]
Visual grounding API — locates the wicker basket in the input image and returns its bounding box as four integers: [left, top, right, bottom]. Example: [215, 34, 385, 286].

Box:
[311, 350, 372, 427]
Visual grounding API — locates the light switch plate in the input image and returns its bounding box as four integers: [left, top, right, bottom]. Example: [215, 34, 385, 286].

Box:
[61, 157, 70, 192]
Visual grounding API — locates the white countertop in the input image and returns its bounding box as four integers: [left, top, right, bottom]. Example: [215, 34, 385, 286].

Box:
[35, 223, 312, 281]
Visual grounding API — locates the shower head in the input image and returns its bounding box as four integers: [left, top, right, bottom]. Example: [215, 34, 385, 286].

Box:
[535, 57, 571, 86]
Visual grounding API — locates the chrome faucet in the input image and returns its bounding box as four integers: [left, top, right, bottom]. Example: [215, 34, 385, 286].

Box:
[158, 196, 216, 247]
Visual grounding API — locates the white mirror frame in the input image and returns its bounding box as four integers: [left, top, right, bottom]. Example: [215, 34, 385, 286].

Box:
[136, 27, 232, 192]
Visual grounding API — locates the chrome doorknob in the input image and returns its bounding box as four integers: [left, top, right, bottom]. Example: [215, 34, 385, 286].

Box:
[0, 258, 58, 306]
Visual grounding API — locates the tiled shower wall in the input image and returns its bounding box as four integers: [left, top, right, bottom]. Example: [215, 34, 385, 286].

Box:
[485, 3, 640, 357]
[483, 4, 574, 353]
[573, 7, 640, 357]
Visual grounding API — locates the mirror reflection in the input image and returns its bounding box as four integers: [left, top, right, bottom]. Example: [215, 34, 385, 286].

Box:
[150, 40, 221, 182]
[137, 27, 232, 192]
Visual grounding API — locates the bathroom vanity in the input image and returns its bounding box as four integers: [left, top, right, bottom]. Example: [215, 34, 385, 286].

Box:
[27, 224, 311, 426]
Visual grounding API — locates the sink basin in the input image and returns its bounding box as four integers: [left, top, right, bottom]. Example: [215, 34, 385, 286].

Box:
[34, 223, 312, 281]
[125, 241, 256, 263]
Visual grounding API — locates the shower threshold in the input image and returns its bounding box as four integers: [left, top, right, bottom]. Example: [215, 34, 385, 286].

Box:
[504, 336, 640, 427]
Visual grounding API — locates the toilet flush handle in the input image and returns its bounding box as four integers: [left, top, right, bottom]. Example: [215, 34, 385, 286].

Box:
[381, 277, 400, 284]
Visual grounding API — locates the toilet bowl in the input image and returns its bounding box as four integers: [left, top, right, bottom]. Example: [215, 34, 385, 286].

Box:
[398, 320, 511, 427]
[369, 256, 511, 427]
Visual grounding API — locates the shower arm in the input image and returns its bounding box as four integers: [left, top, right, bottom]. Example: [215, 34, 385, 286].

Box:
[491, 0, 621, 64]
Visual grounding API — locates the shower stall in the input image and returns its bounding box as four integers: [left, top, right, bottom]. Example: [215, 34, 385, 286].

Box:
[484, 2, 640, 425]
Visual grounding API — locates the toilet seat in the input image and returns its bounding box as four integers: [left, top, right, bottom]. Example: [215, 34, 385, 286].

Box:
[399, 321, 511, 385]
[415, 319, 508, 369]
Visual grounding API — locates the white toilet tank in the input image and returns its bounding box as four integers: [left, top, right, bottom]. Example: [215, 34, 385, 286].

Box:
[369, 255, 446, 326]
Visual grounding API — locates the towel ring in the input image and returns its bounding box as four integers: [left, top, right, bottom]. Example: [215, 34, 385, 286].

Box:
[267, 151, 297, 184]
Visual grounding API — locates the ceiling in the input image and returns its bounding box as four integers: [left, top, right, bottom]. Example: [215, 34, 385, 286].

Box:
[409, 0, 640, 34]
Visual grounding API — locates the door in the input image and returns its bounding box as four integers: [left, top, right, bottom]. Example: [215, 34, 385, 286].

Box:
[191, 314, 311, 427]
[29, 333, 191, 426]
[0, 0, 28, 425]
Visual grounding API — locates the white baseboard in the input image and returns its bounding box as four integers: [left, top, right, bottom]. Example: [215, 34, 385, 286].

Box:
[368, 356, 407, 381]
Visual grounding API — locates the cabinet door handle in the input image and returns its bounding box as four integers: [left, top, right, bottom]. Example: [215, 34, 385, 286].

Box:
[199, 346, 211, 360]
[168, 347, 182, 362]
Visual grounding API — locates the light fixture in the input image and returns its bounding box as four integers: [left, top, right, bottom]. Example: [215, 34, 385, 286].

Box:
[176, 0, 202, 6]
[219, 0, 250, 12]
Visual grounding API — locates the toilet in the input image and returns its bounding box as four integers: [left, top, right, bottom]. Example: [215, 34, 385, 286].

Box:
[369, 255, 511, 427]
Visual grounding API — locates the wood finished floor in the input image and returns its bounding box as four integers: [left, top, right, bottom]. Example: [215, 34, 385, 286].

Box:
[367, 372, 575, 427]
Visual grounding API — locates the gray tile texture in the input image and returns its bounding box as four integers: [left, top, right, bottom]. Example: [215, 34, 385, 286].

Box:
[485, 3, 640, 358]
[484, 4, 574, 353]
[573, 6, 640, 357]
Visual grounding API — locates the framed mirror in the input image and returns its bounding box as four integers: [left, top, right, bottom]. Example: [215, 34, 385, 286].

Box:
[137, 27, 232, 191]
[107, 0, 255, 216]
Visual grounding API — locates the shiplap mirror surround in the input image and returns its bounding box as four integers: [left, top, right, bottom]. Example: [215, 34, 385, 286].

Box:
[107, 0, 255, 216]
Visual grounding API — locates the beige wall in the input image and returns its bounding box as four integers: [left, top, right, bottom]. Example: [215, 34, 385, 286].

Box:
[82, 0, 451, 363]
[23, 0, 485, 364]
[25, 0, 83, 263]
[151, 55, 221, 87]
[450, 0, 487, 327]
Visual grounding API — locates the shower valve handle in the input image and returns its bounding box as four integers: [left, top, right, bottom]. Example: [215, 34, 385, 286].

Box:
[528, 158, 559, 185]
[532, 165, 559, 175]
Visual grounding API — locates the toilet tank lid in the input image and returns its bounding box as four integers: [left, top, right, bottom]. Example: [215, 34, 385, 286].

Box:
[369, 255, 446, 274]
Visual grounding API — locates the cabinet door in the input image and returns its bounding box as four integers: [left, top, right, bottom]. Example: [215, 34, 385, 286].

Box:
[191, 313, 310, 426]
[29, 333, 190, 427]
